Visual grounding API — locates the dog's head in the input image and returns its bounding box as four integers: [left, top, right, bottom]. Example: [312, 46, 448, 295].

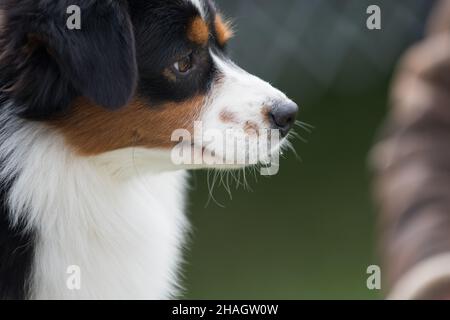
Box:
[0, 0, 298, 170]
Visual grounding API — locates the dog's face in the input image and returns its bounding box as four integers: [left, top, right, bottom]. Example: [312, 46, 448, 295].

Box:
[0, 0, 297, 168]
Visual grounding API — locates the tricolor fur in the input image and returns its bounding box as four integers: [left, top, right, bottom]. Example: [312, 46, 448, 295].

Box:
[0, 0, 297, 299]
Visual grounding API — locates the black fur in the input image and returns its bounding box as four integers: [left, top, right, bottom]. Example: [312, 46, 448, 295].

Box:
[0, 175, 35, 300]
[0, 0, 227, 119]
[128, 0, 219, 106]
[0, 0, 137, 118]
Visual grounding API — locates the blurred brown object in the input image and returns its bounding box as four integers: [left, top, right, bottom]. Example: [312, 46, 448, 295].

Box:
[426, 0, 450, 36]
[372, 0, 450, 299]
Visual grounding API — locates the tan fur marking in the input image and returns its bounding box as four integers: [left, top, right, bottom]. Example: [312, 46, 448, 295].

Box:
[261, 105, 272, 125]
[187, 16, 209, 45]
[219, 110, 239, 124]
[163, 68, 177, 82]
[51, 96, 205, 155]
[244, 121, 260, 136]
[215, 14, 234, 46]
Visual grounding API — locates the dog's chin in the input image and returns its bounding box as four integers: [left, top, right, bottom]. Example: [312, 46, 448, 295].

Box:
[180, 136, 286, 171]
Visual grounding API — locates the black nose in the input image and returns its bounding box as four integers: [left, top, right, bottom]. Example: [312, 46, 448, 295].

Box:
[269, 101, 299, 137]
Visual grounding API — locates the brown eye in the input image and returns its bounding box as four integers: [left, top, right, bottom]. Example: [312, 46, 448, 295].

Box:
[173, 54, 193, 74]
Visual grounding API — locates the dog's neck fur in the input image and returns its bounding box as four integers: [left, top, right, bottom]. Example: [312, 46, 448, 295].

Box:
[0, 108, 189, 299]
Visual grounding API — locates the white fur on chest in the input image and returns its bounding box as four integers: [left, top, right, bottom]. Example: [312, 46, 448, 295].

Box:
[31, 168, 188, 300]
[2, 118, 189, 299]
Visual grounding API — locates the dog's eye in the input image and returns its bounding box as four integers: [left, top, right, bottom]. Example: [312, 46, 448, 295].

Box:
[173, 53, 193, 74]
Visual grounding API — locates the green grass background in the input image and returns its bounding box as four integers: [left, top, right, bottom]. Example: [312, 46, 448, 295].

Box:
[182, 85, 387, 299]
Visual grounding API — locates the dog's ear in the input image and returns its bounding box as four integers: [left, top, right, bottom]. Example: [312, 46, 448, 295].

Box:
[0, 0, 137, 118]
[47, 1, 138, 110]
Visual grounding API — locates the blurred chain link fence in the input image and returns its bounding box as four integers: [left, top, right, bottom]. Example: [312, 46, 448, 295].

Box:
[219, 0, 436, 103]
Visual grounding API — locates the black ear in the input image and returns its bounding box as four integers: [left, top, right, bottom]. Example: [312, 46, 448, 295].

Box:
[47, 1, 138, 110]
[0, 0, 137, 118]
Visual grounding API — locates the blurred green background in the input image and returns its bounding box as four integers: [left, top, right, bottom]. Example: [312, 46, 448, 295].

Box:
[182, 0, 434, 299]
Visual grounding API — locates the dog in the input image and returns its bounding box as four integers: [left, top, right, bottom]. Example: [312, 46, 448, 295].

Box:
[0, 0, 298, 299]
